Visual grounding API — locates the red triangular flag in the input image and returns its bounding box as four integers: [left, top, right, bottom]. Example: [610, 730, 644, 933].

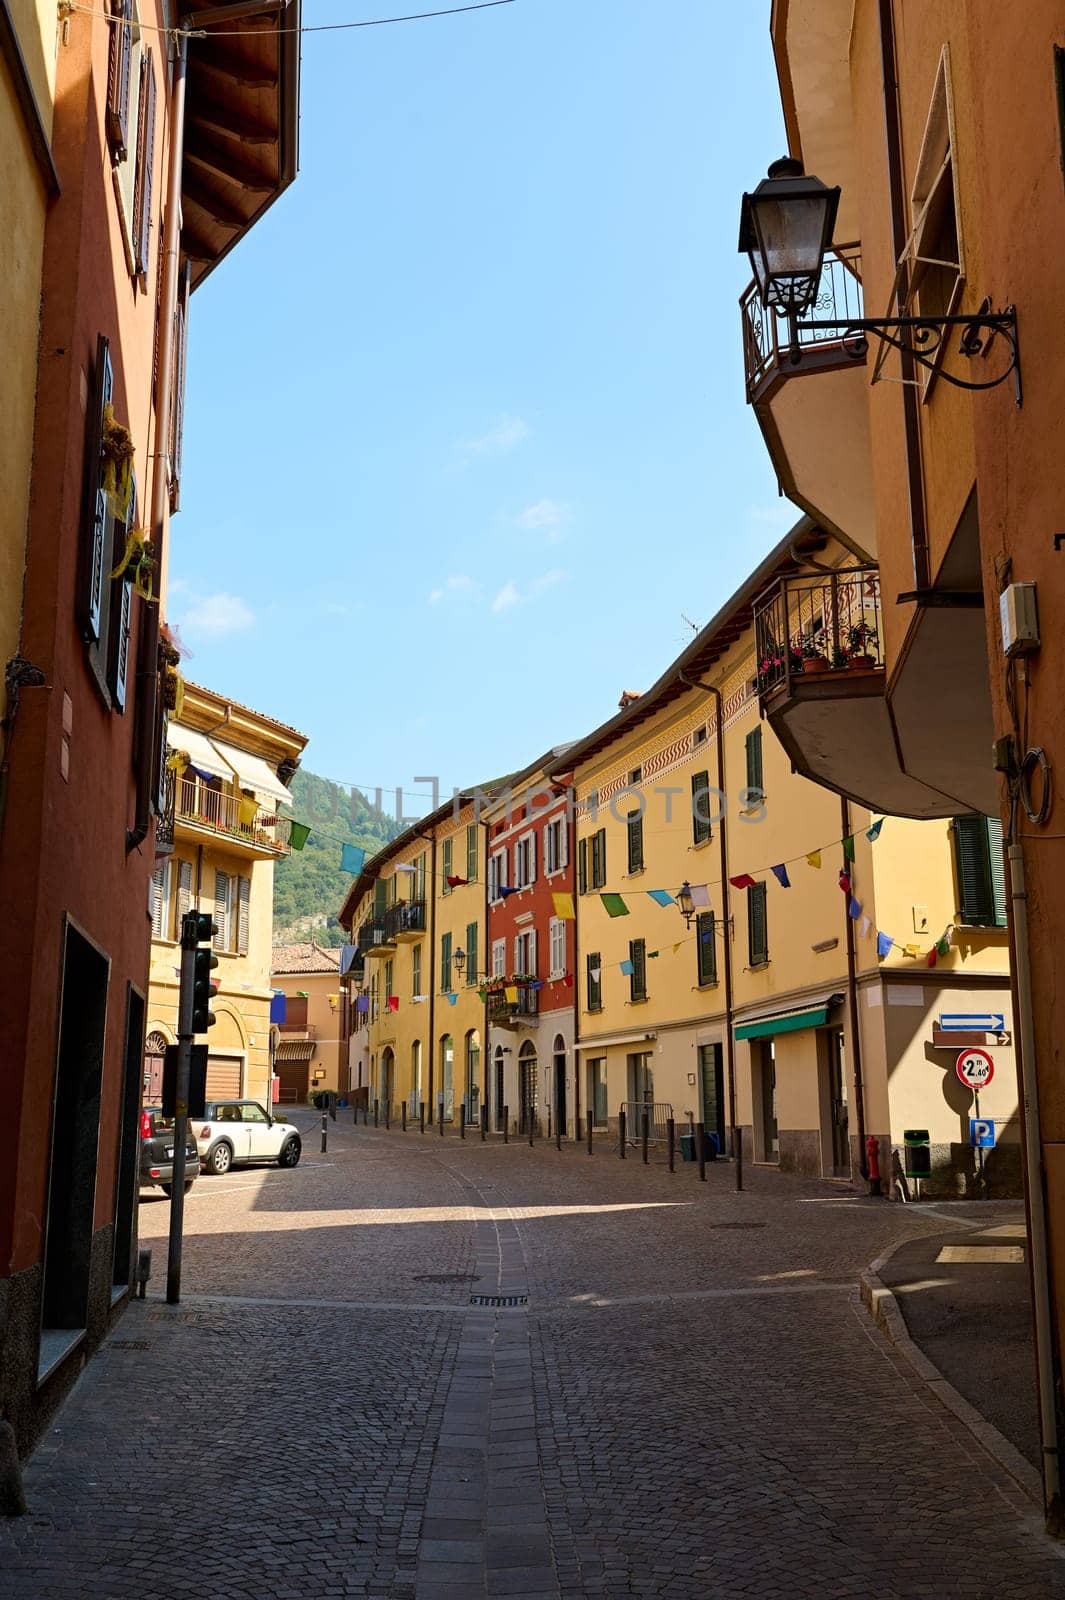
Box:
[446, 875, 469, 889]
[387, 995, 399, 1012]
[838, 870, 851, 894]
[729, 874, 758, 890]
[926, 948, 938, 968]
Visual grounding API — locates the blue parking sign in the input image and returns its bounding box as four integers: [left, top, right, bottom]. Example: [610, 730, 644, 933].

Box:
[970, 1118, 996, 1150]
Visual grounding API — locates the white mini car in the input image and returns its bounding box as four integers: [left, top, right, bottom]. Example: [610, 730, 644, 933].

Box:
[196, 1099, 302, 1176]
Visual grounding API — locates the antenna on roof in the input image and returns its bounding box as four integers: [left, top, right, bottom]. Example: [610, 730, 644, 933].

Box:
[681, 613, 701, 633]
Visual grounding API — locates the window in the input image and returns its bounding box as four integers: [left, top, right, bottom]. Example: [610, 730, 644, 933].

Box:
[696, 911, 717, 986]
[586, 952, 602, 1012]
[107, 0, 154, 277]
[373, 877, 387, 919]
[213, 870, 231, 952]
[629, 766, 642, 784]
[169, 262, 190, 510]
[589, 1058, 608, 1126]
[412, 943, 422, 997]
[465, 921, 478, 986]
[489, 848, 507, 903]
[175, 858, 193, 931]
[370, 973, 379, 1021]
[589, 828, 607, 889]
[692, 771, 712, 845]
[131, 48, 156, 275]
[578, 837, 588, 894]
[514, 833, 536, 889]
[515, 928, 537, 978]
[953, 816, 1007, 927]
[549, 918, 567, 979]
[442, 836, 453, 893]
[212, 870, 249, 954]
[745, 728, 764, 800]
[626, 809, 644, 873]
[544, 816, 567, 874]
[441, 931, 452, 992]
[693, 725, 708, 747]
[629, 938, 647, 1002]
[79, 337, 135, 713]
[384, 959, 394, 1002]
[748, 882, 768, 966]
[149, 859, 172, 939]
[414, 852, 427, 902]
[466, 824, 478, 882]
[106, 0, 135, 160]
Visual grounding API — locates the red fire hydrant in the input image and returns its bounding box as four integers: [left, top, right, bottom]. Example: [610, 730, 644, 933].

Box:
[866, 1134, 883, 1198]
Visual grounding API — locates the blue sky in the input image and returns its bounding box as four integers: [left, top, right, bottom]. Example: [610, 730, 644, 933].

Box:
[170, 0, 790, 816]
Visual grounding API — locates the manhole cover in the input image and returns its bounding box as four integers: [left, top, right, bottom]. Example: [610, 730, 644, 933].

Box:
[469, 1294, 528, 1308]
[413, 1272, 481, 1284]
[109, 1339, 149, 1350]
[709, 1222, 766, 1230]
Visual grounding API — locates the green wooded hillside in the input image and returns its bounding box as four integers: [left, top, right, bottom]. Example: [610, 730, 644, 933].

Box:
[273, 769, 402, 946]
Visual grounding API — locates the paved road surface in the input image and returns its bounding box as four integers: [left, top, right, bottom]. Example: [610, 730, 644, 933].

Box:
[1, 1112, 1062, 1598]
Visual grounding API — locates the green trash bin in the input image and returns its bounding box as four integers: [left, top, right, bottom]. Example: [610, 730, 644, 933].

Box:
[903, 1129, 931, 1181]
[679, 1133, 696, 1163]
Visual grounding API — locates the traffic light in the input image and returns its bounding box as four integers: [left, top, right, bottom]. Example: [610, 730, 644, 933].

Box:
[192, 946, 219, 1033]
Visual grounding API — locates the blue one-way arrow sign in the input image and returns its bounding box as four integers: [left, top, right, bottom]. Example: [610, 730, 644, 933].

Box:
[939, 1012, 1005, 1032]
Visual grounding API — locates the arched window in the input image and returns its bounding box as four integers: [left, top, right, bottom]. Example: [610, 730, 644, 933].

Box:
[518, 1039, 538, 1135]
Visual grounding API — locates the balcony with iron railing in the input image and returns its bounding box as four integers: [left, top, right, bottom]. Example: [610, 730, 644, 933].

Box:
[487, 986, 540, 1029]
[356, 919, 393, 958]
[167, 772, 292, 858]
[740, 244, 876, 557]
[753, 565, 884, 707]
[384, 900, 427, 942]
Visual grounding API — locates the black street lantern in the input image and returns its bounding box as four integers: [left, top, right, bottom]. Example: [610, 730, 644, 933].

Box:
[452, 946, 466, 979]
[676, 882, 695, 929]
[738, 157, 840, 317]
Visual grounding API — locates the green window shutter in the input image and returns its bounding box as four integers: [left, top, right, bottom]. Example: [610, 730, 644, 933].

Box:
[745, 727, 764, 795]
[692, 771, 711, 845]
[466, 921, 478, 985]
[587, 952, 601, 1011]
[412, 944, 421, 996]
[467, 824, 478, 882]
[987, 817, 1007, 927]
[627, 811, 643, 873]
[577, 837, 588, 895]
[953, 815, 995, 925]
[594, 828, 607, 888]
[441, 931, 452, 992]
[630, 939, 647, 1001]
[385, 959, 393, 999]
[373, 877, 387, 918]
[748, 883, 768, 966]
[442, 837, 453, 893]
[696, 912, 716, 985]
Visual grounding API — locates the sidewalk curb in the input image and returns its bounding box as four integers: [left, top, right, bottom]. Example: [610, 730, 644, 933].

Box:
[861, 1242, 1043, 1508]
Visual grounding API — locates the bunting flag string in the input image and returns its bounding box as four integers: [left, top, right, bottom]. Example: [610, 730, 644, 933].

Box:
[552, 892, 576, 920]
[601, 894, 629, 917]
[646, 889, 674, 907]
[770, 864, 791, 889]
[341, 843, 366, 874]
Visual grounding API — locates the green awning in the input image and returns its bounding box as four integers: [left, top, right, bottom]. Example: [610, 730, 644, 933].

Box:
[735, 1005, 831, 1041]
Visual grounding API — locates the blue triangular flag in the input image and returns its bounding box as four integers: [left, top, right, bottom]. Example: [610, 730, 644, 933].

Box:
[848, 895, 862, 920]
[866, 818, 884, 841]
[646, 889, 674, 907]
[770, 864, 791, 889]
[339, 944, 357, 976]
[619, 959, 635, 976]
[499, 885, 519, 898]
[446, 991, 459, 1006]
[877, 931, 893, 959]
[341, 843, 366, 874]
[269, 990, 286, 1024]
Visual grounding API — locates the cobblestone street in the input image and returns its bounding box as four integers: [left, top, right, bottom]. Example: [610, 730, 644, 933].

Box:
[2, 1113, 1063, 1599]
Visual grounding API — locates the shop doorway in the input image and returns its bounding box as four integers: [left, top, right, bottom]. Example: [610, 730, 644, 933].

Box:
[698, 1042, 725, 1151]
[518, 1041, 538, 1134]
[826, 1028, 849, 1177]
[753, 1039, 778, 1163]
[494, 1046, 505, 1130]
[553, 1035, 566, 1137]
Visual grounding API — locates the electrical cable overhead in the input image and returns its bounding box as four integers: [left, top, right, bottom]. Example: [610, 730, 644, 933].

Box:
[71, 0, 516, 39]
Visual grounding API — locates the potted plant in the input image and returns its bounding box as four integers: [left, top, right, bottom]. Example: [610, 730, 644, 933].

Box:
[846, 619, 878, 668]
[798, 631, 829, 674]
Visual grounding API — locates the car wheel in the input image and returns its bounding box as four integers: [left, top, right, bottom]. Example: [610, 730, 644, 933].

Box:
[208, 1142, 233, 1176]
[159, 1180, 196, 1196]
[278, 1137, 301, 1169]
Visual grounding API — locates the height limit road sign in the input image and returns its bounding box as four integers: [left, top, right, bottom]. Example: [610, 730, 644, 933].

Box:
[956, 1047, 995, 1090]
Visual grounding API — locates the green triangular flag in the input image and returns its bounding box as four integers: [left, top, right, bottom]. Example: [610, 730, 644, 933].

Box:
[936, 933, 951, 958]
[288, 821, 311, 852]
[842, 835, 855, 862]
[601, 893, 629, 917]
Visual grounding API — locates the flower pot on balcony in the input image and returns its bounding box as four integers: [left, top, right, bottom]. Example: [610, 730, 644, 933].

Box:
[802, 657, 830, 674]
[847, 653, 875, 670]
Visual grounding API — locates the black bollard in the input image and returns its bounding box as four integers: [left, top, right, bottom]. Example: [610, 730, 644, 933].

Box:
[460, 1104, 466, 1140]
[420, 1102, 425, 1136]
[438, 1096, 444, 1136]
[373, 1098, 379, 1128]
[641, 1105, 649, 1165]
[385, 1098, 391, 1130]
[619, 1107, 626, 1159]
[587, 1113, 593, 1156]
[667, 1117, 675, 1172]
[696, 1120, 707, 1183]
[402, 1102, 407, 1132]
[321, 1109, 327, 1153]
[503, 1104, 509, 1144]
[480, 1105, 487, 1142]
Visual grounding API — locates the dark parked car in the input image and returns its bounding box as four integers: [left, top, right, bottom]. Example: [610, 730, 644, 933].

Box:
[139, 1107, 200, 1197]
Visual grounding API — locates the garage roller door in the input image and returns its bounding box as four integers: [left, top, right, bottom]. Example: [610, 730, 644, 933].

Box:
[276, 1059, 308, 1105]
[206, 1056, 242, 1099]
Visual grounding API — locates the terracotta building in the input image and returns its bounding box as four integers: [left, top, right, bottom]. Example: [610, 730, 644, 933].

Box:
[740, 0, 1065, 1520]
[0, 0, 298, 1458]
[270, 942, 350, 1105]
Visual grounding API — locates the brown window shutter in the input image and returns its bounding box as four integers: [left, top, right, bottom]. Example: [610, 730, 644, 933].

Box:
[132, 50, 156, 275]
[80, 335, 113, 645]
[169, 261, 190, 509]
[106, 0, 134, 158]
[237, 876, 251, 955]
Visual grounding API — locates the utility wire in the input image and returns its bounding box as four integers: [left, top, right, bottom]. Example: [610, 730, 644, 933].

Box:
[70, 0, 515, 39]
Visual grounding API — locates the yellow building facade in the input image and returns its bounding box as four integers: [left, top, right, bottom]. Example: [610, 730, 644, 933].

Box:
[340, 795, 493, 1125]
[270, 944, 349, 1105]
[563, 526, 1014, 1193]
[145, 681, 307, 1110]
[0, 0, 56, 737]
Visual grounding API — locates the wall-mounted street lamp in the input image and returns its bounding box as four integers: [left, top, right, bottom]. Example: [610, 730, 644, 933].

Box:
[676, 882, 695, 929]
[452, 947, 466, 979]
[739, 157, 1020, 401]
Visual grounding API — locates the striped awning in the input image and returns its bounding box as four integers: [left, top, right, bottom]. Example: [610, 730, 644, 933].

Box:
[275, 1040, 315, 1061]
[734, 993, 844, 1041]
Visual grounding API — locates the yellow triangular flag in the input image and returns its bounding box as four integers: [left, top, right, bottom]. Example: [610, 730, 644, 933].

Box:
[552, 892, 575, 920]
[238, 796, 259, 826]
[672, 941, 684, 954]
[504, 985, 519, 1003]
[904, 943, 921, 958]
[806, 850, 822, 869]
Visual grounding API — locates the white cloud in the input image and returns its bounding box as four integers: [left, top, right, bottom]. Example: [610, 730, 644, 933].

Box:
[180, 591, 255, 636]
[518, 499, 570, 542]
[429, 574, 481, 605]
[491, 569, 568, 613]
[462, 414, 530, 456]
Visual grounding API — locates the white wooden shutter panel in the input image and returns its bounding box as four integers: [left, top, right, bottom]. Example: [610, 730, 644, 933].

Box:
[150, 864, 166, 937]
[81, 336, 113, 645]
[132, 50, 157, 275]
[213, 870, 230, 951]
[237, 876, 251, 955]
[177, 858, 193, 922]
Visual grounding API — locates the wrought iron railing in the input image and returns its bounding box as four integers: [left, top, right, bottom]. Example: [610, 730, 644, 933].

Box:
[741, 243, 864, 399]
[487, 987, 540, 1024]
[174, 775, 291, 854]
[156, 765, 176, 852]
[753, 565, 884, 702]
[383, 899, 427, 939]
[356, 919, 390, 956]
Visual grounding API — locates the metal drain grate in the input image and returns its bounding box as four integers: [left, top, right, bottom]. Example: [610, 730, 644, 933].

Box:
[469, 1293, 528, 1308]
[109, 1339, 149, 1350]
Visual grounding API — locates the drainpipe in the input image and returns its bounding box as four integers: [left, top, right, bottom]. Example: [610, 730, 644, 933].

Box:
[840, 797, 867, 1183]
[1008, 840, 1063, 1526]
[570, 785, 580, 1139]
[482, 815, 489, 1114]
[426, 832, 437, 1120]
[878, 0, 930, 593]
[680, 671, 740, 1191]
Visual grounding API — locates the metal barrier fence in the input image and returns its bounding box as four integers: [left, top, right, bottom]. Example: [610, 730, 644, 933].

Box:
[620, 1101, 674, 1145]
